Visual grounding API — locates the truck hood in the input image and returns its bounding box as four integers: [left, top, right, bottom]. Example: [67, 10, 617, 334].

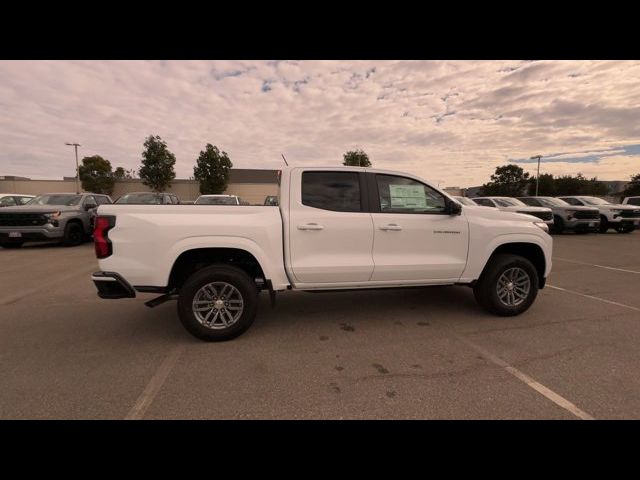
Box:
[0, 205, 80, 214]
[498, 205, 552, 214]
[463, 205, 541, 223]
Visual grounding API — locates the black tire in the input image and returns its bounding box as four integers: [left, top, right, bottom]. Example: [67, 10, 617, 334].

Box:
[551, 215, 564, 234]
[599, 215, 609, 233]
[177, 265, 259, 341]
[473, 254, 539, 316]
[0, 242, 23, 249]
[62, 222, 84, 247]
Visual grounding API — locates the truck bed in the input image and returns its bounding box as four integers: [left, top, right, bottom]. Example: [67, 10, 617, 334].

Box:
[97, 204, 290, 289]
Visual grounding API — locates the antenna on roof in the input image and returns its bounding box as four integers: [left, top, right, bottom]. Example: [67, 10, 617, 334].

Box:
[281, 154, 289, 166]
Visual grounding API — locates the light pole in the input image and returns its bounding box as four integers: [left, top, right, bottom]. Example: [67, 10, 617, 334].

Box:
[530, 155, 542, 196]
[65, 143, 81, 193]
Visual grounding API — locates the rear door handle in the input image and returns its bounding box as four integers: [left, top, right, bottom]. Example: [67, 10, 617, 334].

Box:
[379, 224, 402, 231]
[298, 223, 324, 231]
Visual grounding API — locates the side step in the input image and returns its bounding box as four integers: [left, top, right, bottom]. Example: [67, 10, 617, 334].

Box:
[144, 291, 178, 308]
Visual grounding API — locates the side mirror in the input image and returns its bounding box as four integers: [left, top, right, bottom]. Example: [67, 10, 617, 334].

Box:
[447, 199, 462, 215]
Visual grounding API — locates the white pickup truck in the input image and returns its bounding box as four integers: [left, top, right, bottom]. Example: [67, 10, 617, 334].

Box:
[91, 167, 553, 341]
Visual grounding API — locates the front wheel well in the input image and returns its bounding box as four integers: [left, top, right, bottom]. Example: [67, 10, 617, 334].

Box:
[485, 242, 546, 288]
[168, 248, 266, 291]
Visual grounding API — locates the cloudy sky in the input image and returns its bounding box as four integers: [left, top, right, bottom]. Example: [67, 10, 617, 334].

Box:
[1, 60, 639, 187]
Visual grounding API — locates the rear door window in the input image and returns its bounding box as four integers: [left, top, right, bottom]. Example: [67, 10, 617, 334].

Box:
[1, 196, 17, 206]
[302, 171, 361, 212]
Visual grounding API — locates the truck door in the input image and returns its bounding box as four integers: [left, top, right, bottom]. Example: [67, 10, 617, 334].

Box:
[288, 170, 374, 284]
[369, 173, 469, 282]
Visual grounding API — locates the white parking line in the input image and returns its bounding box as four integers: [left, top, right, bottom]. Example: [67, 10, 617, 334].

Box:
[554, 257, 640, 274]
[456, 336, 595, 420]
[125, 344, 185, 420]
[547, 284, 640, 312]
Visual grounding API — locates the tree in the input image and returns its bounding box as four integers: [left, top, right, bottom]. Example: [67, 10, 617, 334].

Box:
[138, 135, 176, 192]
[193, 144, 233, 195]
[554, 173, 609, 196]
[79, 155, 115, 195]
[480, 164, 530, 196]
[620, 173, 640, 200]
[114, 167, 136, 179]
[527, 173, 556, 196]
[342, 149, 371, 167]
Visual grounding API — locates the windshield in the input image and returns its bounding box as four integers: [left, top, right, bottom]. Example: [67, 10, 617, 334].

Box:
[537, 197, 569, 207]
[27, 194, 82, 206]
[195, 196, 238, 205]
[493, 198, 526, 207]
[116, 193, 163, 204]
[580, 197, 611, 206]
[453, 196, 476, 206]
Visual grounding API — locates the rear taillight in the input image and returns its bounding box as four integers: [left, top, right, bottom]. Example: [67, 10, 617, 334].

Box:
[94, 215, 116, 259]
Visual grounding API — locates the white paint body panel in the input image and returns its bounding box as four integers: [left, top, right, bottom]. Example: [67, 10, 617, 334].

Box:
[97, 167, 553, 292]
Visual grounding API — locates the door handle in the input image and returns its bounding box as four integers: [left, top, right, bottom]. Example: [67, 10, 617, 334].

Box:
[298, 223, 324, 231]
[379, 224, 402, 231]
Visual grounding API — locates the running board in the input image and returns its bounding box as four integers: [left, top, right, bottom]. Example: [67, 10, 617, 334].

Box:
[144, 292, 178, 308]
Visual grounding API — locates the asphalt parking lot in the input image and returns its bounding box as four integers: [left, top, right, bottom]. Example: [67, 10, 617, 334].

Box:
[1, 231, 639, 419]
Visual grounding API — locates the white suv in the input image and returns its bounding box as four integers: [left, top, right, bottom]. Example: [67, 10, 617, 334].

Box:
[558, 196, 640, 233]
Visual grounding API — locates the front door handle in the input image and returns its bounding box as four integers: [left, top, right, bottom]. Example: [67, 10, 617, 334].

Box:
[298, 223, 324, 231]
[379, 224, 402, 231]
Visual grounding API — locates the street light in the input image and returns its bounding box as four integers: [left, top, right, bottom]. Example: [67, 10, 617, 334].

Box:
[65, 143, 81, 193]
[530, 154, 542, 196]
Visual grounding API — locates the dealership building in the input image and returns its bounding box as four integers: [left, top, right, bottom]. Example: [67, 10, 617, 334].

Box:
[0, 169, 280, 204]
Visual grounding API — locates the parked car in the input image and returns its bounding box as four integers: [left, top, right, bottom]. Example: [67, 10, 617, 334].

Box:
[195, 194, 241, 205]
[264, 195, 279, 206]
[452, 196, 479, 206]
[622, 196, 640, 206]
[0, 194, 35, 207]
[92, 167, 552, 342]
[115, 192, 180, 205]
[557, 196, 640, 233]
[471, 196, 554, 226]
[0, 193, 112, 248]
[517, 196, 600, 234]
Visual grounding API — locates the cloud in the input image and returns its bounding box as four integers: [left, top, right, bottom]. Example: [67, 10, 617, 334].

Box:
[0, 60, 639, 188]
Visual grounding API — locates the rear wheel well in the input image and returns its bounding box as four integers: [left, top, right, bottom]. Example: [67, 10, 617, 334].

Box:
[486, 243, 546, 288]
[168, 248, 266, 291]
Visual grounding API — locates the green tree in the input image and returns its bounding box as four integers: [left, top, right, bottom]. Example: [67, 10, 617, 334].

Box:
[620, 173, 640, 200]
[342, 149, 371, 167]
[480, 164, 530, 196]
[78, 155, 115, 195]
[138, 135, 176, 192]
[554, 173, 608, 196]
[193, 144, 233, 195]
[114, 167, 136, 179]
[527, 173, 556, 196]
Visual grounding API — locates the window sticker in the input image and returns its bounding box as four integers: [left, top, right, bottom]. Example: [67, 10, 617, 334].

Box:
[389, 184, 427, 208]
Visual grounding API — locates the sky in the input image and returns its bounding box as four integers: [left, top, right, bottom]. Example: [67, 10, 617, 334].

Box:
[1, 60, 639, 187]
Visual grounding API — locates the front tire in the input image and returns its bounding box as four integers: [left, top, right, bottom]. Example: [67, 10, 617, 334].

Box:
[551, 215, 564, 234]
[473, 254, 539, 316]
[62, 222, 84, 246]
[177, 265, 259, 341]
[599, 215, 609, 233]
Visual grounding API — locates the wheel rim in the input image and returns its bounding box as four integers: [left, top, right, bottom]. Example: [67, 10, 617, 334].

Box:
[496, 267, 531, 307]
[192, 282, 244, 330]
[70, 227, 82, 242]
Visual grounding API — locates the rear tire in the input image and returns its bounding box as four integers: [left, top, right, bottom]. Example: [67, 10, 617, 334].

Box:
[62, 222, 84, 247]
[0, 242, 23, 249]
[177, 265, 259, 341]
[599, 215, 609, 233]
[473, 254, 539, 316]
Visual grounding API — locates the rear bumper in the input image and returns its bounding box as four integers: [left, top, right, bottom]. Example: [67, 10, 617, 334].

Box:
[92, 271, 136, 299]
